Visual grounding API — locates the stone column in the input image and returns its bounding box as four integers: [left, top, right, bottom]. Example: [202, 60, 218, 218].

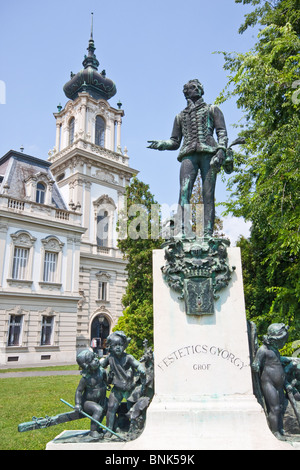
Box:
[55, 123, 61, 152]
[116, 118, 122, 151]
[65, 237, 74, 293]
[0, 223, 8, 287]
[80, 103, 87, 139]
[110, 117, 115, 152]
[83, 181, 91, 240]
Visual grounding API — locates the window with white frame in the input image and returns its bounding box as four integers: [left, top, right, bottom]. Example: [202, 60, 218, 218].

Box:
[8, 314, 23, 346]
[36, 182, 46, 204]
[9, 231, 36, 283]
[97, 209, 109, 247]
[12, 247, 29, 280]
[93, 195, 116, 249]
[98, 281, 108, 301]
[41, 236, 64, 285]
[95, 115, 105, 147]
[96, 271, 111, 302]
[69, 117, 75, 145]
[40, 315, 54, 345]
[43, 251, 58, 283]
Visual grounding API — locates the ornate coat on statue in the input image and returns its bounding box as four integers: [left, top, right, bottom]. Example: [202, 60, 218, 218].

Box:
[163, 98, 228, 161]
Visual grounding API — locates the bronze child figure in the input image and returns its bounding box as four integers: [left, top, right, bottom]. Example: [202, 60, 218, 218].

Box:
[252, 323, 290, 439]
[75, 349, 108, 440]
[100, 331, 146, 436]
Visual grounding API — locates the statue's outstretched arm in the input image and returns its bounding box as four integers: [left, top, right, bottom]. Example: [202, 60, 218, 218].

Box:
[147, 115, 182, 151]
[147, 139, 178, 150]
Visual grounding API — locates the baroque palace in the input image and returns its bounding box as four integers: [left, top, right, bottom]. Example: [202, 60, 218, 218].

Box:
[0, 27, 137, 366]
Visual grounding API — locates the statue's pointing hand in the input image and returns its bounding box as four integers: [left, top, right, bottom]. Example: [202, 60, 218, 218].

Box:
[147, 140, 167, 150]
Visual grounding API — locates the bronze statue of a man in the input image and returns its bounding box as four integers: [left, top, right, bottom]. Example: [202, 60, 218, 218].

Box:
[148, 79, 228, 236]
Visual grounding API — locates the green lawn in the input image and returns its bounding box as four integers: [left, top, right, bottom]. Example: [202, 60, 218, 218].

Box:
[0, 375, 92, 450]
[0, 364, 79, 373]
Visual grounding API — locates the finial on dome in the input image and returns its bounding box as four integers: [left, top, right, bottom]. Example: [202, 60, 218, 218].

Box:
[90, 12, 94, 39]
[82, 12, 99, 70]
[63, 13, 117, 101]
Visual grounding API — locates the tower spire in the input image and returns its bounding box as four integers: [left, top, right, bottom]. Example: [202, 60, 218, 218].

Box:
[82, 12, 99, 70]
[90, 12, 93, 39]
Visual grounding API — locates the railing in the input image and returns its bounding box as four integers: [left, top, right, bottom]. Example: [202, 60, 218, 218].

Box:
[7, 198, 25, 210]
[55, 209, 70, 221]
[1, 196, 79, 225]
[97, 246, 110, 254]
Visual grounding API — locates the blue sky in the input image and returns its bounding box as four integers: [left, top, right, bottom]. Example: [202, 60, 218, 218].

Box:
[0, 0, 258, 242]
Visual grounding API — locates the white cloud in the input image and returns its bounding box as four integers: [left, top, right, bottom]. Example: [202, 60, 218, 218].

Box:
[222, 216, 251, 246]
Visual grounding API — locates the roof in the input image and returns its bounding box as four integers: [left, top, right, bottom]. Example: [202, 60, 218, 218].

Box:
[0, 150, 67, 209]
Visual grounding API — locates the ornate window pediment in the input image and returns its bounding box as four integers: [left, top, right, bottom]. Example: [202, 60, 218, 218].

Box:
[41, 236, 64, 252]
[93, 194, 116, 209]
[95, 271, 111, 281]
[10, 231, 36, 247]
[24, 172, 55, 204]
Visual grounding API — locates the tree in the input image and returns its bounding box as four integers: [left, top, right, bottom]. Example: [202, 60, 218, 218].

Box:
[217, 0, 300, 346]
[113, 176, 163, 358]
[235, 0, 300, 33]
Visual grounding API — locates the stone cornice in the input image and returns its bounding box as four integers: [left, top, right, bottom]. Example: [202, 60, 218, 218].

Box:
[56, 170, 125, 193]
[0, 208, 86, 235]
[0, 290, 81, 301]
[48, 139, 138, 177]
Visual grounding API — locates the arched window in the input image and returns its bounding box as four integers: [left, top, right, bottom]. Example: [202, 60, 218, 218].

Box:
[69, 117, 75, 145]
[90, 315, 110, 355]
[95, 115, 105, 147]
[97, 210, 109, 247]
[36, 182, 46, 204]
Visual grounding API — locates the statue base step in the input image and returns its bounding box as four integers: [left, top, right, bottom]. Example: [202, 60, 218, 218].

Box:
[45, 394, 298, 450]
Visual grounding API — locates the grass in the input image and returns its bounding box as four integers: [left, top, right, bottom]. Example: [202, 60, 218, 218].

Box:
[0, 364, 79, 373]
[0, 374, 93, 450]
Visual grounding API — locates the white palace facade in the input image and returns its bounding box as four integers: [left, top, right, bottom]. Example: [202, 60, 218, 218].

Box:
[0, 29, 138, 366]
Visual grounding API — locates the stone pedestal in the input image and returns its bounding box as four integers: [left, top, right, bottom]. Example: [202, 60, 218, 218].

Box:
[46, 247, 295, 450]
[123, 248, 293, 450]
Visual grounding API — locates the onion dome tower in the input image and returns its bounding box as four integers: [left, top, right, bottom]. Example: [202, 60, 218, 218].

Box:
[49, 13, 128, 156]
[47, 13, 138, 354]
[63, 14, 116, 101]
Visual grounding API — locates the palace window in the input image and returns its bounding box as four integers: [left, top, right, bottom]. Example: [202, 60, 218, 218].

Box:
[69, 117, 75, 145]
[98, 281, 108, 301]
[12, 247, 29, 280]
[40, 236, 64, 286]
[96, 271, 111, 303]
[9, 231, 36, 284]
[43, 251, 58, 283]
[94, 195, 116, 249]
[95, 115, 105, 147]
[36, 182, 46, 204]
[97, 210, 109, 247]
[8, 315, 23, 346]
[40, 315, 54, 346]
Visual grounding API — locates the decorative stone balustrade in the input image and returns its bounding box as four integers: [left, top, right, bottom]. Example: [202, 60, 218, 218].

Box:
[48, 138, 129, 166]
[0, 195, 81, 226]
